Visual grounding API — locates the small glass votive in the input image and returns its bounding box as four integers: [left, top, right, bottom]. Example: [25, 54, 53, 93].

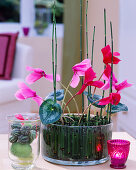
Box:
[8, 113, 40, 170]
[22, 27, 30, 36]
[107, 139, 130, 169]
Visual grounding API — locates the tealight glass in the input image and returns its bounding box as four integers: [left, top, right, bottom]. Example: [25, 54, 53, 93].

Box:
[8, 113, 40, 170]
[107, 139, 130, 169]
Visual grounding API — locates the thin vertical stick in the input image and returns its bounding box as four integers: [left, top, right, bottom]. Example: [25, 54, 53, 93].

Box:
[86, 0, 88, 59]
[87, 26, 95, 120]
[91, 26, 95, 67]
[54, 18, 57, 103]
[109, 21, 114, 122]
[80, 0, 84, 113]
[52, 4, 55, 103]
[101, 8, 107, 117]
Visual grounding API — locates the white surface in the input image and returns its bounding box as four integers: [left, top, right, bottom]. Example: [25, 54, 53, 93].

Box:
[0, 43, 32, 133]
[117, 0, 136, 138]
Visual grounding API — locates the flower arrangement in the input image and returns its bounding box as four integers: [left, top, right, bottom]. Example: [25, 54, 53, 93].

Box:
[14, 1, 132, 166]
[15, 4, 131, 127]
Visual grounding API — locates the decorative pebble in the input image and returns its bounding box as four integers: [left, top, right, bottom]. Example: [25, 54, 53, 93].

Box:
[31, 125, 40, 132]
[30, 130, 36, 141]
[9, 136, 18, 143]
[11, 123, 21, 129]
[20, 126, 31, 136]
[10, 143, 32, 158]
[18, 135, 30, 144]
[11, 129, 21, 137]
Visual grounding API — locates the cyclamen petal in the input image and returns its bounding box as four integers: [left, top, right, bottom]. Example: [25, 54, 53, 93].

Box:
[70, 59, 91, 88]
[98, 96, 111, 105]
[15, 90, 25, 100]
[115, 80, 132, 92]
[26, 72, 43, 84]
[15, 114, 25, 120]
[70, 73, 80, 88]
[98, 93, 121, 106]
[84, 67, 96, 84]
[88, 81, 104, 88]
[110, 93, 121, 105]
[101, 45, 121, 65]
[76, 84, 87, 95]
[32, 95, 43, 106]
[45, 74, 60, 82]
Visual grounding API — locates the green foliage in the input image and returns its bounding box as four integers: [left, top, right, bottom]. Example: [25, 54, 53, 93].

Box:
[39, 99, 62, 125]
[109, 103, 128, 114]
[84, 91, 105, 108]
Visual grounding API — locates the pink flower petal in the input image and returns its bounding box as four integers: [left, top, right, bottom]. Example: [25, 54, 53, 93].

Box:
[76, 84, 87, 95]
[72, 59, 91, 72]
[17, 82, 36, 99]
[101, 45, 111, 56]
[101, 81, 110, 90]
[26, 66, 44, 73]
[110, 93, 121, 105]
[84, 67, 96, 84]
[115, 80, 132, 92]
[70, 73, 80, 88]
[45, 74, 60, 82]
[15, 90, 25, 100]
[15, 114, 25, 120]
[99, 96, 111, 105]
[113, 52, 120, 56]
[88, 81, 104, 88]
[32, 95, 43, 106]
[26, 72, 43, 84]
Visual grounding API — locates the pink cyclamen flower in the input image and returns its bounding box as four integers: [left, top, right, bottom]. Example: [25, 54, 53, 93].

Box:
[115, 80, 132, 92]
[101, 64, 118, 90]
[26, 66, 60, 84]
[77, 67, 104, 95]
[15, 114, 25, 120]
[101, 45, 121, 65]
[15, 82, 43, 106]
[70, 59, 91, 88]
[99, 93, 121, 106]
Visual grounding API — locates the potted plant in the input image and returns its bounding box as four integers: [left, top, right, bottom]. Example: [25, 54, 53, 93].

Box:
[15, 1, 132, 166]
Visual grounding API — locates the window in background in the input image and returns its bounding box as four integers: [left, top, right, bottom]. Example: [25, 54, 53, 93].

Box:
[0, 0, 20, 22]
[35, 0, 64, 35]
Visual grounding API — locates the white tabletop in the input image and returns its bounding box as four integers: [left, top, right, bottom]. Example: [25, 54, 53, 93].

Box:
[1, 132, 136, 170]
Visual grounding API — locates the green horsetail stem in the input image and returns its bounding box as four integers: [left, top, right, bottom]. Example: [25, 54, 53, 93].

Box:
[101, 8, 107, 117]
[86, 0, 88, 59]
[54, 19, 57, 103]
[52, 5, 55, 103]
[109, 21, 114, 122]
[87, 26, 95, 121]
[80, 0, 84, 113]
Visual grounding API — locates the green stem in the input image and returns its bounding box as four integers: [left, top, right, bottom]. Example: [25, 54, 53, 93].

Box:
[86, 0, 88, 59]
[61, 81, 71, 108]
[80, 0, 84, 113]
[100, 8, 107, 117]
[87, 26, 95, 121]
[52, 4, 55, 103]
[109, 21, 114, 122]
[54, 18, 57, 103]
[59, 82, 79, 113]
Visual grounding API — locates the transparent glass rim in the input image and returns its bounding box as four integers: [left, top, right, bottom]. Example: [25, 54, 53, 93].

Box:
[107, 139, 130, 146]
[43, 113, 113, 128]
[44, 122, 113, 128]
[7, 113, 40, 123]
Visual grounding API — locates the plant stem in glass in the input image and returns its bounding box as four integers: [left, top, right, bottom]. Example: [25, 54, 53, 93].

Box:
[80, 0, 84, 113]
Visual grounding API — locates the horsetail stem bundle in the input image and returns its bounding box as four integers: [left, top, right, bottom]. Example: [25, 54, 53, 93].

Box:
[101, 8, 107, 117]
[52, 2, 57, 103]
[109, 21, 114, 122]
[80, 0, 84, 112]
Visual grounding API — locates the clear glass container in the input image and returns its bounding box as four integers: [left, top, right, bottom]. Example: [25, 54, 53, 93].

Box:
[8, 113, 40, 170]
[41, 122, 112, 165]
